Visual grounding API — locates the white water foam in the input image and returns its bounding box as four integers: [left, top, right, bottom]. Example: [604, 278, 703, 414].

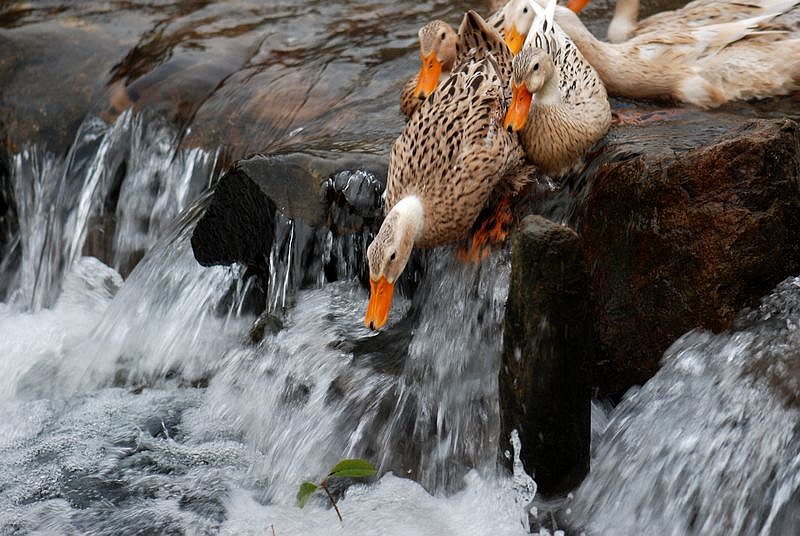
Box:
[0, 251, 536, 535]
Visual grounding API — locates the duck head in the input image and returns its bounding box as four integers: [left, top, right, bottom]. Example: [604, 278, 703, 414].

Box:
[502, 0, 537, 54]
[504, 46, 556, 131]
[414, 21, 458, 100]
[503, 0, 583, 54]
[364, 196, 424, 330]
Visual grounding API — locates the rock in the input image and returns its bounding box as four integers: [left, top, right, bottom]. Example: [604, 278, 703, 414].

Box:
[500, 215, 593, 496]
[0, 151, 15, 292]
[190, 150, 387, 292]
[237, 151, 387, 227]
[579, 118, 800, 398]
[190, 167, 276, 279]
[247, 311, 285, 345]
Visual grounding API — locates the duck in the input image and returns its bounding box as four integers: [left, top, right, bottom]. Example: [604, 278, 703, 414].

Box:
[399, 7, 514, 117]
[566, 0, 797, 44]
[366, 11, 531, 330]
[503, 0, 611, 176]
[499, 0, 585, 53]
[400, 21, 458, 117]
[552, 1, 800, 107]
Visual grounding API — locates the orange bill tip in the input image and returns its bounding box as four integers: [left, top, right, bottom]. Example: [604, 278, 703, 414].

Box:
[566, 0, 591, 13]
[504, 24, 525, 55]
[364, 276, 396, 330]
[504, 83, 533, 132]
[414, 52, 442, 99]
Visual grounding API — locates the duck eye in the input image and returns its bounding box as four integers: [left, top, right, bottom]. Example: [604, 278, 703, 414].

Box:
[523, 7, 528, 13]
[533, 62, 540, 71]
[440, 32, 446, 40]
[389, 252, 397, 262]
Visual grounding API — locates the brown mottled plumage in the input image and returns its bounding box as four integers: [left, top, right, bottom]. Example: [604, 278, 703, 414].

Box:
[365, 10, 530, 329]
[509, 0, 610, 176]
[399, 75, 423, 118]
[554, 2, 800, 107]
[389, 11, 528, 248]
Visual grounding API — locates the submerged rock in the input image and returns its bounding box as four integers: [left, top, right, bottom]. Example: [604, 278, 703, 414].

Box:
[500, 215, 592, 496]
[579, 118, 800, 398]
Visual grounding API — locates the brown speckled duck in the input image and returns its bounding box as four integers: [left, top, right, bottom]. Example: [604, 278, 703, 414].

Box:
[366, 11, 530, 330]
[504, 0, 611, 176]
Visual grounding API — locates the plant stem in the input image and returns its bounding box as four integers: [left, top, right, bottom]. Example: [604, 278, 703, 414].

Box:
[321, 482, 343, 522]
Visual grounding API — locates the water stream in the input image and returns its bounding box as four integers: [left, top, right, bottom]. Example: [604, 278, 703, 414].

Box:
[569, 277, 800, 535]
[0, 111, 539, 534]
[3, 0, 800, 534]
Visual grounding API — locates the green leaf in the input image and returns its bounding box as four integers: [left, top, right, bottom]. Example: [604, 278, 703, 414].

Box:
[297, 481, 319, 508]
[327, 458, 377, 479]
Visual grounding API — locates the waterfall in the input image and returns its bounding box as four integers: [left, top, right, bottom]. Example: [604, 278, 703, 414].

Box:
[0, 105, 537, 534]
[3, 111, 216, 310]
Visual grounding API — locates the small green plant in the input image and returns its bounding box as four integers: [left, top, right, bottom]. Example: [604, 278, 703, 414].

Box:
[296, 458, 377, 521]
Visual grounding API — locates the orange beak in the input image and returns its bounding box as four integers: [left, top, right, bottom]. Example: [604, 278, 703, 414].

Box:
[504, 83, 533, 132]
[566, 0, 591, 13]
[364, 276, 396, 330]
[504, 24, 526, 55]
[414, 52, 442, 99]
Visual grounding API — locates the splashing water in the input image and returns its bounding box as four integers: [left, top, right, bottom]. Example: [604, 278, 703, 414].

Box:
[377, 250, 511, 491]
[3, 111, 216, 310]
[0, 106, 538, 534]
[569, 276, 800, 535]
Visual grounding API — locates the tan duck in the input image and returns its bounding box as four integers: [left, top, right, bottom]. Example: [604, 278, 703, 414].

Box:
[505, 0, 800, 108]
[498, 0, 583, 53]
[567, 0, 798, 43]
[503, 0, 611, 176]
[552, 1, 800, 107]
[400, 21, 458, 117]
[366, 11, 530, 330]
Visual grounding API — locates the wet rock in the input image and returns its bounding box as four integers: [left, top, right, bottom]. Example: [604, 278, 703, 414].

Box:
[580, 118, 800, 398]
[247, 311, 285, 344]
[190, 167, 276, 278]
[237, 151, 387, 227]
[190, 151, 387, 290]
[0, 11, 157, 156]
[0, 151, 16, 292]
[500, 215, 592, 496]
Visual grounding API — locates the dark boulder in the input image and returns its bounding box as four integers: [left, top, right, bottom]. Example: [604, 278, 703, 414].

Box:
[190, 150, 387, 287]
[191, 168, 276, 278]
[500, 215, 593, 496]
[579, 118, 800, 398]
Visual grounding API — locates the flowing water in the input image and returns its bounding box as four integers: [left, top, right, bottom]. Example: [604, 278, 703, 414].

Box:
[3, 0, 800, 534]
[0, 104, 542, 532]
[567, 276, 800, 535]
[1, 2, 546, 531]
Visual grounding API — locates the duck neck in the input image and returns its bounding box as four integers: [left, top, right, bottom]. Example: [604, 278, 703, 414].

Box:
[554, 8, 626, 87]
[611, 0, 639, 33]
[392, 195, 425, 242]
[533, 74, 561, 108]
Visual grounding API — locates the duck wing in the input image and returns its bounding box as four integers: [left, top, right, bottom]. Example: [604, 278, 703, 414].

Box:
[387, 12, 525, 247]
